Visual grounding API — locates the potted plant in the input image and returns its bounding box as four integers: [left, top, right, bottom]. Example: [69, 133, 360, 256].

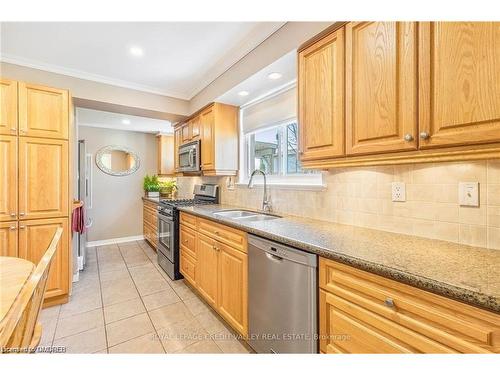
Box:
[143, 174, 161, 198]
[159, 180, 177, 199]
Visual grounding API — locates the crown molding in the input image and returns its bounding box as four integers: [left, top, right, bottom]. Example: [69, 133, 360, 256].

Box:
[0, 53, 191, 100]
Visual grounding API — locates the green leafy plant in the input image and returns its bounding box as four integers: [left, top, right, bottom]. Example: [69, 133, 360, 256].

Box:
[160, 180, 177, 193]
[143, 174, 161, 192]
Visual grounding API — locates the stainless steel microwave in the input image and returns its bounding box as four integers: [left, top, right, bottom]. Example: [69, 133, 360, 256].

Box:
[178, 140, 200, 173]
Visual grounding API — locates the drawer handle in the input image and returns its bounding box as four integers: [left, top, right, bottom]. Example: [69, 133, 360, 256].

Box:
[183, 239, 188, 243]
[10, 213, 16, 217]
[10, 226, 17, 230]
[19, 212, 25, 216]
[384, 298, 395, 308]
[214, 231, 220, 235]
[19, 225, 26, 229]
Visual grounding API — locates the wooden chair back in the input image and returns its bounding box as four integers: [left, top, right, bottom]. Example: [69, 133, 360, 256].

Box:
[0, 227, 63, 353]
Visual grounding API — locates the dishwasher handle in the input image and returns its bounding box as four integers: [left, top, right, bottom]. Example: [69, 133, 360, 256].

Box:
[248, 234, 317, 268]
[265, 252, 283, 262]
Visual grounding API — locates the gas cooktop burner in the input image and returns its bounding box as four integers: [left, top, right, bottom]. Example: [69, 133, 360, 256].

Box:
[159, 198, 214, 207]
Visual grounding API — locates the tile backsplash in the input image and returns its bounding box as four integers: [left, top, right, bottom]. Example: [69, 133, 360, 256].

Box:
[176, 160, 500, 250]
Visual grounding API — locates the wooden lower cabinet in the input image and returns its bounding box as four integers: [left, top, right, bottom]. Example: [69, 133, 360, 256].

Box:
[142, 199, 158, 250]
[0, 221, 18, 257]
[179, 213, 248, 336]
[217, 241, 248, 335]
[319, 258, 500, 353]
[195, 233, 219, 306]
[18, 217, 69, 302]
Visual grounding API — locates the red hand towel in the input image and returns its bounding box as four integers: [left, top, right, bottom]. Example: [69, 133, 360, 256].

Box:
[72, 204, 86, 234]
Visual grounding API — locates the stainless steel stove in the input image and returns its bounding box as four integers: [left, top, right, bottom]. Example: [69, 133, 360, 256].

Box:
[156, 184, 218, 280]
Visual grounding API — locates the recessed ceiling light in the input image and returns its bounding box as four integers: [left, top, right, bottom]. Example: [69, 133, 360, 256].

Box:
[122, 119, 131, 125]
[268, 72, 282, 80]
[129, 46, 144, 57]
[238, 90, 250, 97]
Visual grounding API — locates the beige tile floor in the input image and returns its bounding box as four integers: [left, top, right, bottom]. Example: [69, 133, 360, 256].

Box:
[39, 240, 253, 354]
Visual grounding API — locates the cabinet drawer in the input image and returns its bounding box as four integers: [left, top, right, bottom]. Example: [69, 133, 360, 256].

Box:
[319, 258, 500, 353]
[198, 217, 246, 252]
[180, 212, 197, 230]
[180, 224, 196, 259]
[180, 252, 196, 286]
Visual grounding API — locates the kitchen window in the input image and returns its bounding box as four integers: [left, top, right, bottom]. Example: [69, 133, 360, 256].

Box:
[239, 85, 324, 189]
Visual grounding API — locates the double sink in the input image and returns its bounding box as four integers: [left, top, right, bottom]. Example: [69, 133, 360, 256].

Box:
[213, 209, 281, 222]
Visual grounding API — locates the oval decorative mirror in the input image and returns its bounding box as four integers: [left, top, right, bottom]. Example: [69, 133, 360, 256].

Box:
[95, 145, 140, 176]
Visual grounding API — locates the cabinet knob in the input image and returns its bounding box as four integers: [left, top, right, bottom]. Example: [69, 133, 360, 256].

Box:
[214, 231, 219, 235]
[19, 225, 26, 229]
[384, 298, 395, 308]
[10, 226, 17, 230]
[419, 132, 430, 140]
[404, 134, 414, 142]
[11, 128, 16, 132]
[10, 213, 16, 217]
[19, 212, 25, 216]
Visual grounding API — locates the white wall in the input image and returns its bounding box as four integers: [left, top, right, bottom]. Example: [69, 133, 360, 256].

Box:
[78, 126, 158, 242]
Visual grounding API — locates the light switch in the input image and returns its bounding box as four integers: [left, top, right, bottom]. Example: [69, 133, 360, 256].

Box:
[459, 182, 479, 207]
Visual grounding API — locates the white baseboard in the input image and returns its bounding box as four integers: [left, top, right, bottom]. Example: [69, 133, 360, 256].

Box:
[86, 235, 144, 248]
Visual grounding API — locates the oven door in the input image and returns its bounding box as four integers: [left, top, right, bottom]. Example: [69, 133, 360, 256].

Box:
[157, 212, 174, 262]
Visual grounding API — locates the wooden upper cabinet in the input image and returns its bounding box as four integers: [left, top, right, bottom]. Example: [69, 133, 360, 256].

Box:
[174, 127, 181, 172]
[200, 106, 215, 171]
[299, 27, 345, 161]
[0, 221, 18, 257]
[181, 123, 191, 144]
[18, 82, 69, 140]
[18, 217, 69, 299]
[195, 233, 218, 307]
[0, 79, 18, 136]
[18, 137, 69, 220]
[345, 22, 418, 155]
[157, 135, 175, 176]
[0, 136, 17, 222]
[419, 22, 500, 148]
[191, 115, 200, 139]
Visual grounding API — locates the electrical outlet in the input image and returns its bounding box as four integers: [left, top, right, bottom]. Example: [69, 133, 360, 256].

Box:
[459, 182, 479, 207]
[392, 182, 406, 202]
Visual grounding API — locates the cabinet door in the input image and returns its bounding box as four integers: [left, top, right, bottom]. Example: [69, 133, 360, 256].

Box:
[191, 115, 200, 139]
[157, 135, 174, 176]
[18, 217, 69, 299]
[0, 221, 18, 257]
[345, 22, 418, 155]
[181, 123, 191, 143]
[217, 242, 248, 336]
[18, 82, 69, 140]
[195, 233, 218, 306]
[200, 106, 215, 170]
[174, 128, 181, 172]
[419, 22, 500, 148]
[298, 27, 345, 161]
[0, 79, 18, 136]
[0, 135, 17, 221]
[19, 137, 69, 220]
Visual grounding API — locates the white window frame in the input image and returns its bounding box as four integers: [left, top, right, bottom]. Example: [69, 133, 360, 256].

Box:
[238, 111, 325, 191]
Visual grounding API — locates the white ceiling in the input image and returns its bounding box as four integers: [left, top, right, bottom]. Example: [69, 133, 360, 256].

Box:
[77, 107, 173, 134]
[0, 22, 285, 100]
[217, 49, 296, 107]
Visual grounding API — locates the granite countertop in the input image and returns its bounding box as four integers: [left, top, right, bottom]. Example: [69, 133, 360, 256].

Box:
[142, 196, 160, 203]
[178, 204, 500, 313]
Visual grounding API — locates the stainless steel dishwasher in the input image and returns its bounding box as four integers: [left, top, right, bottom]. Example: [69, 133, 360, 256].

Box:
[248, 234, 318, 353]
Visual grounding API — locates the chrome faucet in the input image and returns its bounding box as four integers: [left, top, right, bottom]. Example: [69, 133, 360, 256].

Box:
[248, 169, 272, 212]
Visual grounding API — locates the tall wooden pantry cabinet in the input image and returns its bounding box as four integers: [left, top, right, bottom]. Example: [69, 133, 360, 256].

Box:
[0, 78, 71, 306]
